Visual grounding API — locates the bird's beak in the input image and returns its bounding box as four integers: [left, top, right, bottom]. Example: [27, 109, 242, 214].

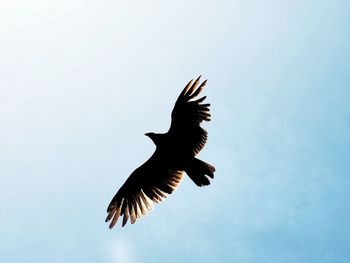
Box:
[145, 133, 151, 137]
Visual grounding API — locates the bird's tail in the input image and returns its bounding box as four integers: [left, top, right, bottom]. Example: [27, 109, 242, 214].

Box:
[185, 158, 215, 187]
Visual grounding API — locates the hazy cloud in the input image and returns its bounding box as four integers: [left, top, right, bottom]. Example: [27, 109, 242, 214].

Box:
[109, 239, 137, 263]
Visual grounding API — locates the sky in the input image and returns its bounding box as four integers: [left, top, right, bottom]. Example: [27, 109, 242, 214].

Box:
[0, 0, 349, 262]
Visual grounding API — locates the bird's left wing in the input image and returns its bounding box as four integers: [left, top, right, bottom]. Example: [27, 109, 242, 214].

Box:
[169, 76, 211, 155]
[106, 156, 184, 229]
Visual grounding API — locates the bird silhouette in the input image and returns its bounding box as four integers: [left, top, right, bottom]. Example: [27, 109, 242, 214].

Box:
[106, 76, 215, 228]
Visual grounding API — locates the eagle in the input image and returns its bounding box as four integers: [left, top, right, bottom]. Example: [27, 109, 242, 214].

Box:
[106, 76, 215, 228]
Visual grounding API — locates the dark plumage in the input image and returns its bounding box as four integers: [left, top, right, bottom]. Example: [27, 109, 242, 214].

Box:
[106, 76, 215, 228]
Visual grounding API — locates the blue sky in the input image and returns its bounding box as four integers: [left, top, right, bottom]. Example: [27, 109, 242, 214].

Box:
[1, 1, 349, 262]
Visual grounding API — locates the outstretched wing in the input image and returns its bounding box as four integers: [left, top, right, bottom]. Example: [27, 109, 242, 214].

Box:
[106, 154, 184, 229]
[169, 76, 211, 155]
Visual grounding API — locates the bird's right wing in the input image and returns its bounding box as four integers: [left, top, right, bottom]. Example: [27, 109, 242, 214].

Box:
[106, 156, 184, 229]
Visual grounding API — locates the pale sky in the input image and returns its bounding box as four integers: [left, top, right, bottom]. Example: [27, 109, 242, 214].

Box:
[1, 1, 349, 262]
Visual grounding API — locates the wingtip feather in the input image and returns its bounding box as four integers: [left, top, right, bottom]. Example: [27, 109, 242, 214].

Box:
[180, 79, 194, 97]
[185, 75, 201, 97]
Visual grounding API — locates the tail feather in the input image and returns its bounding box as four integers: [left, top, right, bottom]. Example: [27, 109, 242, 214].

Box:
[185, 158, 215, 187]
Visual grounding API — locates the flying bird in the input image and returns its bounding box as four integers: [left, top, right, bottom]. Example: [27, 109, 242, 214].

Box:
[106, 76, 215, 228]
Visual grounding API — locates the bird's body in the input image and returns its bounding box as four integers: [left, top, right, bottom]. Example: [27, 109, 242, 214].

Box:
[106, 76, 215, 228]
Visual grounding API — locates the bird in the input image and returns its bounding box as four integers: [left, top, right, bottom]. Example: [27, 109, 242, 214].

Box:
[105, 76, 215, 229]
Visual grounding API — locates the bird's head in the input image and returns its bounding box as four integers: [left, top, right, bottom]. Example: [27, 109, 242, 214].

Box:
[145, 132, 160, 145]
